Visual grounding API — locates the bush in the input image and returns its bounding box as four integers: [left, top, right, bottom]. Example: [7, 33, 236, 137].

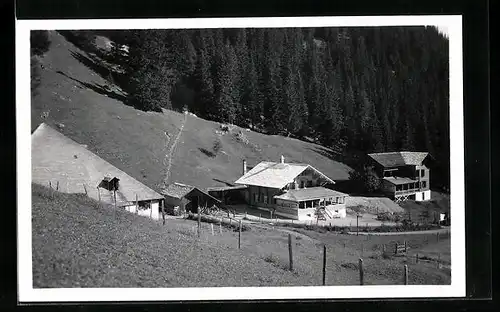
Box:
[348, 164, 381, 194]
[263, 254, 280, 264]
[212, 139, 222, 154]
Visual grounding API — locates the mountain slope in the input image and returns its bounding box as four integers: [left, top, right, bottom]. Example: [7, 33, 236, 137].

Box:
[31, 30, 352, 192]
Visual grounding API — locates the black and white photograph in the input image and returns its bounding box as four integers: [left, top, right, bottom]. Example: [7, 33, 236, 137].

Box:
[16, 16, 465, 302]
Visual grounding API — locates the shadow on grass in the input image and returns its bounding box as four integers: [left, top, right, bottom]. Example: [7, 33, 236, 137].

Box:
[69, 50, 130, 91]
[55, 70, 129, 105]
[199, 148, 216, 158]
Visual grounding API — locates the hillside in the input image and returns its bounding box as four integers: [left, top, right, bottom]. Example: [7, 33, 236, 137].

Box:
[31, 30, 352, 193]
[32, 184, 450, 287]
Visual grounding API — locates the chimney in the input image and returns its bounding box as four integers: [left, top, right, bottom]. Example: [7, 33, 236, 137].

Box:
[280, 155, 285, 164]
[242, 159, 247, 175]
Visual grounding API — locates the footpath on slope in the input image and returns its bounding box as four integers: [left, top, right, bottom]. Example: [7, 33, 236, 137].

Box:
[163, 112, 188, 187]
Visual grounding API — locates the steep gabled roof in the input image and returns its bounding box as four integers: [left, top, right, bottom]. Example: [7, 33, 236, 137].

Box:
[161, 183, 220, 202]
[31, 123, 164, 205]
[234, 161, 334, 189]
[368, 152, 429, 168]
[274, 187, 347, 202]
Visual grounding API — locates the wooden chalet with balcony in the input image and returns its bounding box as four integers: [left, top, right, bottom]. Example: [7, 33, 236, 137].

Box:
[234, 155, 348, 221]
[368, 151, 432, 202]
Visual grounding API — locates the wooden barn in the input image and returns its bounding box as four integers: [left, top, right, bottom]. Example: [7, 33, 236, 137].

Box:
[31, 123, 165, 220]
[368, 151, 433, 202]
[162, 183, 221, 215]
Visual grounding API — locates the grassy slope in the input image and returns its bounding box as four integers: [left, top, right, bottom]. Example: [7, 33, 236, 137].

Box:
[399, 191, 451, 222]
[32, 184, 450, 287]
[31, 31, 352, 193]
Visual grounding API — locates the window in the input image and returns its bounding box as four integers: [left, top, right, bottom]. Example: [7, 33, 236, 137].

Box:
[300, 181, 305, 188]
[299, 202, 305, 209]
[307, 180, 313, 187]
[422, 181, 427, 188]
[421, 169, 425, 178]
[264, 195, 268, 204]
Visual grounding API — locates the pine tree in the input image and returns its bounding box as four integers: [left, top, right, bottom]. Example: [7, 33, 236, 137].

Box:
[213, 41, 239, 124]
[127, 30, 176, 111]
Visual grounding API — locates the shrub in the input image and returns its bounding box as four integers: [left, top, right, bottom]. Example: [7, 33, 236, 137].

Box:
[263, 254, 280, 265]
[212, 139, 222, 154]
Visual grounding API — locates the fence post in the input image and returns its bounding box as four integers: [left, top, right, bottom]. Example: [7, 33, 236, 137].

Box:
[197, 212, 201, 238]
[359, 258, 364, 285]
[219, 222, 222, 234]
[56, 181, 59, 191]
[322, 245, 327, 286]
[238, 220, 242, 249]
[161, 200, 165, 225]
[288, 234, 294, 271]
[356, 215, 359, 236]
[404, 264, 408, 285]
[270, 210, 273, 220]
[404, 240, 407, 253]
[211, 223, 214, 236]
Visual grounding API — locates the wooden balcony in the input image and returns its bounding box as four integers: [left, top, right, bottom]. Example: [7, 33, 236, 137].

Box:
[395, 188, 423, 196]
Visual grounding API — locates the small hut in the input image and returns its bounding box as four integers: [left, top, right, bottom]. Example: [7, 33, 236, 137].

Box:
[162, 183, 221, 215]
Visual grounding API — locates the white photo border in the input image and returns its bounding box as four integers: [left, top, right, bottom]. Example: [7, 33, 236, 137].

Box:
[16, 15, 464, 302]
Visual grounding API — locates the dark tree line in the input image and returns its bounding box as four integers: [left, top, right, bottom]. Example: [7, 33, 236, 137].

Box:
[31, 30, 52, 98]
[60, 27, 451, 190]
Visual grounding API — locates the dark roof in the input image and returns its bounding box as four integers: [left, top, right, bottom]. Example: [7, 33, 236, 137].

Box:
[206, 185, 248, 192]
[161, 183, 195, 199]
[273, 187, 348, 202]
[162, 183, 221, 202]
[368, 152, 429, 168]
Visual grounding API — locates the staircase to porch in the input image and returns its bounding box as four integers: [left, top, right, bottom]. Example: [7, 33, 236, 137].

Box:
[316, 207, 333, 220]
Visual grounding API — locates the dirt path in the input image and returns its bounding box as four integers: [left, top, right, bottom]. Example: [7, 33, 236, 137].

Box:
[163, 113, 188, 186]
[348, 227, 450, 236]
[247, 222, 320, 244]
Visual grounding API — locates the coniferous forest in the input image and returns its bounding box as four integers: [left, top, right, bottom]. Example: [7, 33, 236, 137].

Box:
[56, 27, 450, 190]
